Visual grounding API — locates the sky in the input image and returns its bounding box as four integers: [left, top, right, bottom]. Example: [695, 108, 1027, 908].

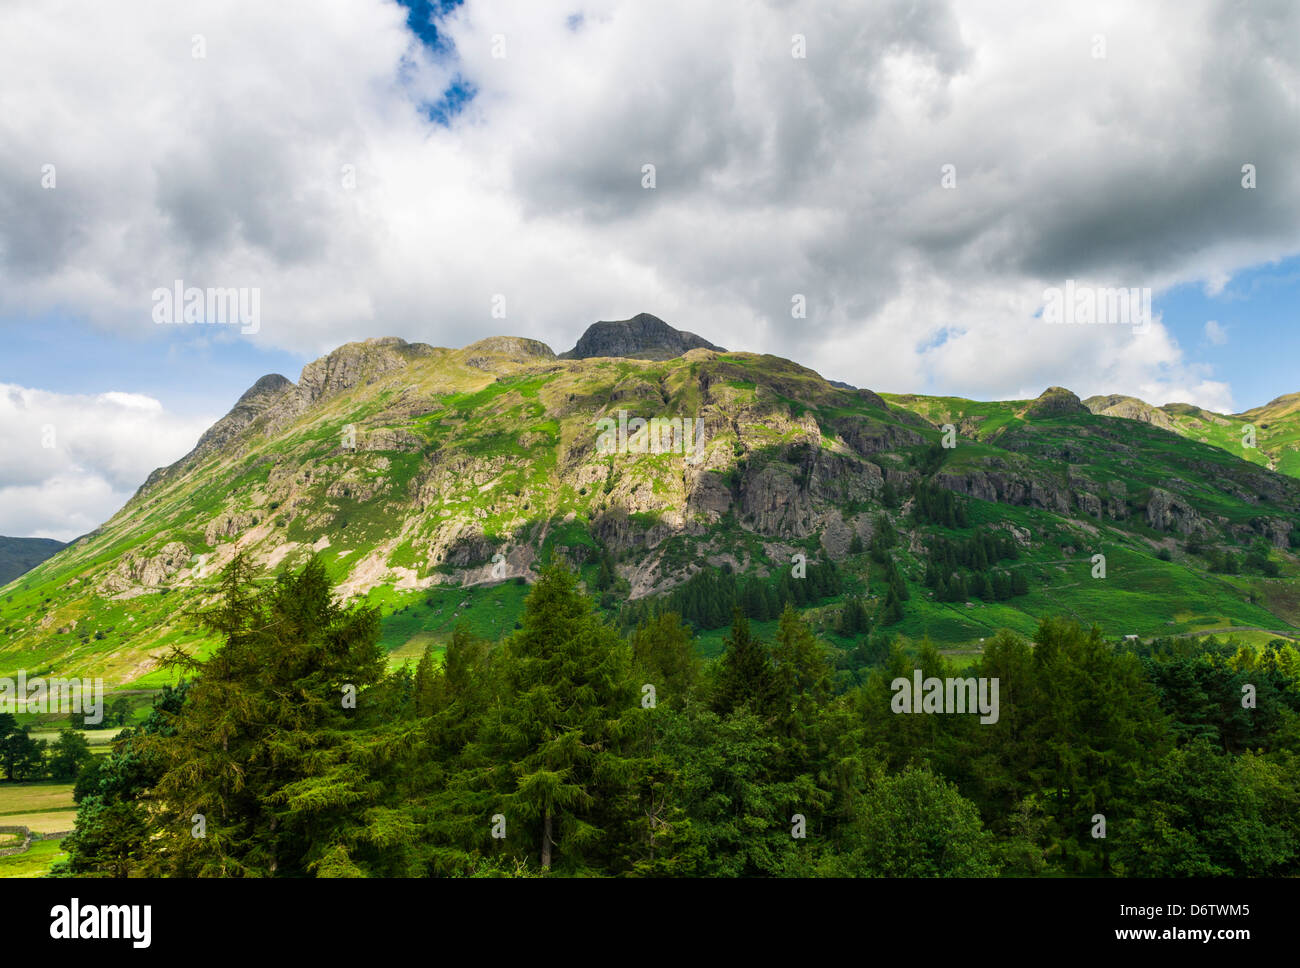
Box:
[1, 0, 1299, 540]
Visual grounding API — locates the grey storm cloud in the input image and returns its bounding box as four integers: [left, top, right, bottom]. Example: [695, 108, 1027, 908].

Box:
[0, 0, 1296, 412]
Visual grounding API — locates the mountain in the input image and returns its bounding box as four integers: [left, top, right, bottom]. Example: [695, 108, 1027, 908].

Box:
[1083, 394, 1176, 431]
[0, 536, 66, 585]
[1081, 392, 1300, 477]
[560, 312, 725, 360]
[3, 319, 1299, 686]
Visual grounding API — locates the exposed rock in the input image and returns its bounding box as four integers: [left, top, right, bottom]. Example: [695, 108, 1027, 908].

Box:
[1252, 516, 1294, 549]
[561, 313, 725, 360]
[833, 416, 926, 456]
[740, 462, 816, 536]
[135, 373, 293, 499]
[1084, 394, 1176, 431]
[356, 428, 424, 453]
[102, 541, 190, 593]
[818, 512, 854, 560]
[298, 338, 417, 407]
[1023, 386, 1089, 419]
[935, 470, 1071, 514]
[1144, 487, 1206, 535]
[1076, 492, 1102, 517]
[324, 472, 388, 503]
[686, 469, 734, 517]
[460, 336, 556, 369]
[204, 512, 259, 545]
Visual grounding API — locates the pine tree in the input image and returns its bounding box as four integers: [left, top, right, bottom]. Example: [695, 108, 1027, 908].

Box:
[993, 570, 1012, 601]
[138, 554, 394, 877]
[481, 565, 644, 871]
[1011, 569, 1030, 596]
[711, 609, 781, 718]
[413, 642, 439, 717]
[630, 611, 701, 707]
[881, 586, 905, 626]
[772, 605, 832, 708]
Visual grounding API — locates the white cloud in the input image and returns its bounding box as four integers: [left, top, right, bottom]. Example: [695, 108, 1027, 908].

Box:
[1204, 319, 1228, 345]
[0, 385, 214, 540]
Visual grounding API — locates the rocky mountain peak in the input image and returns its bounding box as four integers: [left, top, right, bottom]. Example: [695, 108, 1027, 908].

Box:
[1084, 393, 1175, 430]
[298, 337, 432, 407]
[560, 313, 726, 360]
[1023, 386, 1088, 419]
[459, 336, 556, 363]
[134, 371, 296, 500]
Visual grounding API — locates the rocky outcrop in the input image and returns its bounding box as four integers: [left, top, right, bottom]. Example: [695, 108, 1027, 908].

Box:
[935, 469, 1072, 513]
[1023, 386, 1089, 419]
[1249, 516, 1294, 549]
[561, 313, 725, 360]
[100, 541, 190, 594]
[204, 512, 260, 544]
[1084, 394, 1176, 431]
[135, 373, 293, 500]
[833, 416, 926, 456]
[356, 428, 424, 453]
[740, 462, 817, 536]
[590, 507, 687, 554]
[1144, 487, 1206, 535]
[298, 337, 424, 407]
[460, 336, 556, 369]
[687, 470, 735, 517]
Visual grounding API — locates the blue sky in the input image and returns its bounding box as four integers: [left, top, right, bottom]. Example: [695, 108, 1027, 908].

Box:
[1154, 259, 1300, 411]
[0, 313, 309, 420]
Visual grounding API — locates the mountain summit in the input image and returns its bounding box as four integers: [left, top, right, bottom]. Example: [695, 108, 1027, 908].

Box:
[560, 313, 725, 360]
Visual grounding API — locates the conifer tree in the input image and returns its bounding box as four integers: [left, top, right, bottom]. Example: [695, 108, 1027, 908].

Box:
[413, 643, 438, 717]
[630, 611, 701, 707]
[881, 586, 905, 626]
[139, 554, 394, 877]
[772, 605, 833, 710]
[711, 609, 781, 718]
[481, 565, 643, 871]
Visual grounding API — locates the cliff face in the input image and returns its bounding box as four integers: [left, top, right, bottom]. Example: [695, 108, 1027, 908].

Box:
[560, 313, 726, 360]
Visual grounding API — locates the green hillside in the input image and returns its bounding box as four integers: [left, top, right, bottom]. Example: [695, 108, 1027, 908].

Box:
[1077, 391, 1300, 478]
[3, 336, 1299, 691]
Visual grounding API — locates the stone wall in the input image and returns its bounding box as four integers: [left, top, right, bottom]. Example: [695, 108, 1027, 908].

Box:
[0, 824, 32, 858]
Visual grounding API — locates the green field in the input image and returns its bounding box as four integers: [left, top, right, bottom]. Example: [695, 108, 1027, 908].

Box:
[0, 838, 68, 878]
[0, 781, 75, 815]
[0, 781, 76, 878]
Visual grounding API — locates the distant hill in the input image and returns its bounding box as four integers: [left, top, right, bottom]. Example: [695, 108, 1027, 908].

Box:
[1082, 392, 1300, 477]
[0, 536, 66, 586]
[1083, 394, 1176, 431]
